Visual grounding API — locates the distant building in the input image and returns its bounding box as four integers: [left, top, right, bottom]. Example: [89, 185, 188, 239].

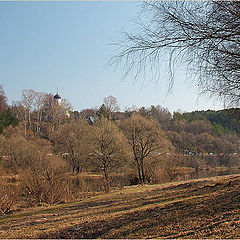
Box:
[88, 116, 95, 125]
[53, 91, 70, 118]
[53, 92, 61, 105]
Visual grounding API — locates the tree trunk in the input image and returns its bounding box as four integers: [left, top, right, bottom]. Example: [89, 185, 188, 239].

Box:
[140, 158, 145, 184]
[103, 167, 110, 192]
[136, 157, 142, 184]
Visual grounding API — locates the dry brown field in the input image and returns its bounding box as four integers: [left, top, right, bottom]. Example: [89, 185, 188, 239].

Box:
[0, 174, 240, 239]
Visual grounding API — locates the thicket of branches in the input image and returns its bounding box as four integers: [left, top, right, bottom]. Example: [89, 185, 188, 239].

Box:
[112, 1, 240, 106]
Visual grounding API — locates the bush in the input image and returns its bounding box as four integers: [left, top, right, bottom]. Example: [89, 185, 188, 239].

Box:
[20, 155, 71, 205]
[0, 182, 18, 214]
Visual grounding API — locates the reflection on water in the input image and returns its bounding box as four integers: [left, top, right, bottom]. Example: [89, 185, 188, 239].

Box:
[181, 168, 240, 181]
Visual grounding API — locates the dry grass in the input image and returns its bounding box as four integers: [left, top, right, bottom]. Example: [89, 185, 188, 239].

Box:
[0, 174, 240, 239]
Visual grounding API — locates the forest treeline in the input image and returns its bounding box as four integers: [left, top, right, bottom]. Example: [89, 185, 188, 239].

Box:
[0, 86, 239, 213]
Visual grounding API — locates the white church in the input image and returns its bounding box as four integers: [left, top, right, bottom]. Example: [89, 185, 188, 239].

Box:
[53, 91, 70, 117]
[53, 92, 62, 105]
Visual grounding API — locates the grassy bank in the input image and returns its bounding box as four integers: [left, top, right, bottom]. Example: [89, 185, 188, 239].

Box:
[0, 174, 240, 239]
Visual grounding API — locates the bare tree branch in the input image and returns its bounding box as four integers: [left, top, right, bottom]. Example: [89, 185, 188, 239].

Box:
[111, 1, 240, 106]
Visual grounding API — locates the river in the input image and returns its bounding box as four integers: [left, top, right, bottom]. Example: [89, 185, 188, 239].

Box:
[181, 168, 240, 181]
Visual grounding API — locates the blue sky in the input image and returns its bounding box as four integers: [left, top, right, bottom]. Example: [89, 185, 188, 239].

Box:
[0, 2, 223, 113]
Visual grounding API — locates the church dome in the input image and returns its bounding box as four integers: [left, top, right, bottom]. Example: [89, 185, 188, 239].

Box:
[54, 93, 61, 99]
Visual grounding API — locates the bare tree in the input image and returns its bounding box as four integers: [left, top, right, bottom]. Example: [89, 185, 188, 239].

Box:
[90, 118, 127, 191]
[112, 1, 240, 106]
[148, 105, 172, 131]
[120, 114, 173, 184]
[33, 92, 48, 135]
[12, 90, 72, 139]
[2, 125, 69, 205]
[13, 89, 39, 137]
[21, 89, 36, 133]
[103, 95, 120, 120]
[4, 126, 51, 171]
[54, 120, 91, 174]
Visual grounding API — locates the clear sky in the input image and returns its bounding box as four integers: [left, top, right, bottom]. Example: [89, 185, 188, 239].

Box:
[0, 1, 224, 113]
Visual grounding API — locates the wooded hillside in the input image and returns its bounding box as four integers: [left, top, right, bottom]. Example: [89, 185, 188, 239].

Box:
[0, 86, 239, 214]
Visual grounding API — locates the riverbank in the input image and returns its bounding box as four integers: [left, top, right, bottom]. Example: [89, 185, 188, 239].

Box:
[0, 174, 239, 238]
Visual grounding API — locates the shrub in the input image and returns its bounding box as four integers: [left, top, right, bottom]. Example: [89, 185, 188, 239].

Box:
[0, 182, 18, 214]
[20, 155, 71, 205]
